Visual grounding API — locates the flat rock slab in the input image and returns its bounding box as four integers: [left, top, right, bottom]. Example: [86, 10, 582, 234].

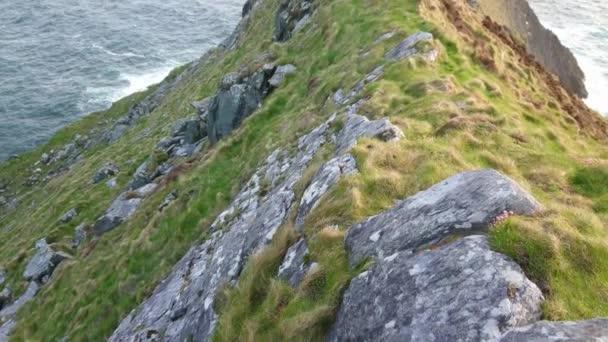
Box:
[94, 183, 158, 235]
[345, 169, 541, 266]
[500, 318, 608, 341]
[330, 236, 543, 342]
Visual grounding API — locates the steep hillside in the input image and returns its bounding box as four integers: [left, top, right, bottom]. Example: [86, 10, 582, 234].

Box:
[0, 0, 607, 341]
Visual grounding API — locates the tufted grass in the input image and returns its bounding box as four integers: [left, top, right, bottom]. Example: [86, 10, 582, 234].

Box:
[0, 0, 607, 340]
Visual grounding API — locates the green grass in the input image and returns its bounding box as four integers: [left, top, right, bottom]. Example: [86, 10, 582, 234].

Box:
[1, 0, 608, 340]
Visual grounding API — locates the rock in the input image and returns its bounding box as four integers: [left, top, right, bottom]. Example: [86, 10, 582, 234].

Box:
[329, 236, 543, 341]
[58, 208, 78, 223]
[150, 162, 173, 180]
[295, 154, 357, 228]
[0, 196, 6, 207]
[92, 162, 119, 184]
[335, 112, 404, 155]
[158, 191, 178, 211]
[23, 239, 70, 283]
[268, 64, 297, 88]
[94, 184, 158, 235]
[0, 270, 5, 285]
[72, 224, 88, 249]
[172, 117, 205, 145]
[128, 159, 152, 190]
[0, 281, 39, 340]
[0, 286, 11, 309]
[207, 69, 272, 144]
[345, 169, 541, 267]
[274, 0, 314, 42]
[500, 318, 608, 341]
[40, 153, 50, 164]
[385, 31, 437, 61]
[106, 178, 118, 188]
[109, 116, 336, 341]
[375, 30, 396, 43]
[277, 239, 311, 287]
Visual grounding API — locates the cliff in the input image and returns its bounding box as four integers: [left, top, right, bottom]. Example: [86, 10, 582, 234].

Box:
[470, 0, 589, 98]
[1, 0, 608, 341]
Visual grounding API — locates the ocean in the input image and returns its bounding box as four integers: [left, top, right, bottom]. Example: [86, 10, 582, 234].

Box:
[529, 0, 608, 117]
[0, 0, 244, 160]
[0, 0, 606, 160]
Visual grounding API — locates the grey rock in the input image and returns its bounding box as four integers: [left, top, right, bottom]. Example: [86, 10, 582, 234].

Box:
[345, 169, 542, 267]
[274, 0, 314, 42]
[40, 153, 50, 164]
[158, 191, 178, 211]
[93, 162, 119, 184]
[172, 117, 205, 145]
[94, 183, 158, 235]
[336, 65, 384, 106]
[277, 239, 311, 287]
[109, 115, 335, 341]
[72, 224, 88, 249]
[156, 136, 182, 152]
[58, 208, 78, 223]
[207, 70, 269, 144]
[106, 177, 118, 188]
[500, 318, 608, 341]
[335, 112, 404, 155]
[375, 30, 396, 43]
[295, 153, 357, 229]
[0, 287, 11, 309]
[128, 159, 152, 190]
[268, 64, 297, 88]
[385, 31, 434, 60]
[329, 236, 543, 342]
[0, 282, 39, 341]
[150, 162, 174, 180]
[23, 239, 70, 283]
[0, 270, 5, 286]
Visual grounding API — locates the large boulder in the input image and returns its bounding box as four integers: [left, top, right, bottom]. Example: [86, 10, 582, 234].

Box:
[22, 239, 70, 283]
[329, 236, 543, 341]
[500, 318, 608, 341]
[207, 69, 275, 144]
[345, 169, 541, 266]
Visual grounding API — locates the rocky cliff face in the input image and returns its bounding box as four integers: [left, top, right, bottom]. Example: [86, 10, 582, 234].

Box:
[1, 0, 607, 341]
[469, 0, 588, 98]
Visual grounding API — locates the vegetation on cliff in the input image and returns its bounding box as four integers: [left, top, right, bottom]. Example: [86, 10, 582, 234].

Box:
[0, 0, 607, 340]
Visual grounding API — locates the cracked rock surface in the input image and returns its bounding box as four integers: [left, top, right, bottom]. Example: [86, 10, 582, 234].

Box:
[345, 169, 542, 267]
[329, 236, 544, 342]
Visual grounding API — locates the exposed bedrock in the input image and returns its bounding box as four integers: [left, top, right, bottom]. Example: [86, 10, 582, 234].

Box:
[345, 169, 542, 267]
[470, 0, 588, 98]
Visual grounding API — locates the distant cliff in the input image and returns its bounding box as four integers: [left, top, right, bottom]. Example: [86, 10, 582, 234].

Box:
[470, 0, 588, 98]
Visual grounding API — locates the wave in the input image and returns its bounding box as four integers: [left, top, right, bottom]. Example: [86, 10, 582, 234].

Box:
[83, 64, 177, 111]
[92, 43, 146, 59]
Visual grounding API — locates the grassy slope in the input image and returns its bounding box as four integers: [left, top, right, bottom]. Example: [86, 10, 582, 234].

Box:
[0, 0, 605, 340]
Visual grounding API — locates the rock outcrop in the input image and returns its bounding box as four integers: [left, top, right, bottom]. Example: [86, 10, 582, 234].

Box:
[500, 318, 608, 341]
[274, 0, 313, 42]
[277, 238, 316, 288]
[109, 116, 336, 341]
[22, 239, 70, 283]
[330, 235, 543, 341]
[384, 31, 439, 62]
[470, 0, 587, 98]
[345, 169, 542, 266]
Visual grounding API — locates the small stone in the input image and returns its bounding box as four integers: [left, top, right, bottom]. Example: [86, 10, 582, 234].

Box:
[72, 224, 88, 249]
[0, 286, 11, 309]
[40, 153, 50, 164]
[93, 163, 120, 184]
[58, 208, 78, 223]
[158, 191, 178, 211]
[268, 64, 297, 88]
